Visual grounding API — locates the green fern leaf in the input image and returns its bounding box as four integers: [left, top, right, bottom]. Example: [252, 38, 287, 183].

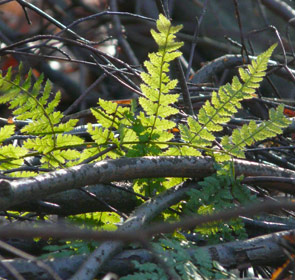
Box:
[78, 147, 99, 163]
[139, 14, 183, 142]
[0, 125, 15, 143]
[0, 145, 28, 170]
[87, 123, 118, 146]
[24, 136, 53, 154]
[98, 98, 118, 114]
[11, 171, 38, 178]
[118, 125, 138, 147]
[24, 133, 84, 155]
[0, 64, 83, 168]
[0, 67, 21, 103]
[180, 146, 202, 156]
[180, 44, 278, 157]
[55, 134, 85, 147]
[91, 108, 119, 129]
[220, 104, 291, 159]
[41, 149, 81, 168]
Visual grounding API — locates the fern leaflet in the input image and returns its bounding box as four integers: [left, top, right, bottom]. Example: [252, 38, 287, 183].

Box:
[0, 65, 83, 169]
[139, 14, 183, 143]
[219, 104, 291, 159]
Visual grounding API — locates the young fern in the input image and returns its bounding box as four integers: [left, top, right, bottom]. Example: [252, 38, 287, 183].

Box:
[176, 44, 291, 161]
[0, 14, 293, 279]
[139, 14, 183, 142]
[90, 14, 184, 159]
[0, 66, 84, 169]
[0, 15, 290, 174]
[220, 104, 290, 159]
[121, 238, 227, 280]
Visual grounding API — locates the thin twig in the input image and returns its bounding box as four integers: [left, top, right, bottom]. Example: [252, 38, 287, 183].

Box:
[0, 240, 62, 280]
[232, 0, 250, 59]
[15, 0, 90, 43]
[175, 58, 194, 115]
[110, 0, 140, 66]
[63, 73, 107, 115]
[80, 144, 117, 164]
[185, 0, 208, 80]
[0, 253, 25, 280]
[79, 187, 128, 219]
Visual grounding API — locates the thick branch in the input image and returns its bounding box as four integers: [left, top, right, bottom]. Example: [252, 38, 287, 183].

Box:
[261, 0, 295, 25]
[70, 181, 192, 280]
[11, 183, 137, 215]
[0, 156, 294, 211]
[192, 54, 295, 84]
[0, 229, 293, 279]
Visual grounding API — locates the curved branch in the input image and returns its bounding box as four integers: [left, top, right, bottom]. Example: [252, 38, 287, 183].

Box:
[1, 156, 294, 211]
[69, 181, 192, 280]
[192, 54, 295, 84]
[261, 0, 295, 24]
[0, 227, 290, 279]
[10, 183, 138, 215]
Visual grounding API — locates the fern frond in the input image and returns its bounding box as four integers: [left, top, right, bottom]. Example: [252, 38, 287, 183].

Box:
[180, 44, 278, 152]
[219, 104, 291, 160]
[0, 67, 22, 103]
[0, 125, 15, 143]
[24, 134, 84, 153]
[41, 149, 82, 168]
[0, 65, 78, 135]
[203, 45, 276, 128]
[87, 123, 119, 146]
[0, 64, 84, 167]
[0, 145, 28, 170]
[139, 14, 183, 141]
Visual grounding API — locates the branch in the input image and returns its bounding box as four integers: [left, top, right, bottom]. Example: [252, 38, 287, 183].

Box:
[261, 0, 295, 25]
[0, 202, 295, 278]
[0, 227, 290, 279]
[109, 0, 140, 66]
[70, 181, 192, 280]
[174, 57, 194, 115]
[1, 156, 294, 211]
[0, 250, 151, 279]
[192, 54, 295, 84]
[10, 183, 138, 215]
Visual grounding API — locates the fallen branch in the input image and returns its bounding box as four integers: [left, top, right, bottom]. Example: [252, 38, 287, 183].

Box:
[1, 156, 294, 211]
[261, 0, 295, 25]
[192, 55, 295, 84]
[11, 183, 138, 215]
[70, 181, 193, 280]
[0, 228, 294, 279]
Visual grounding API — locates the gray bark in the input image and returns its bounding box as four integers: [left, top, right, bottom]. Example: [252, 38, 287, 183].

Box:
[1, 156, 294, 211]
[0, 229, 292, 279]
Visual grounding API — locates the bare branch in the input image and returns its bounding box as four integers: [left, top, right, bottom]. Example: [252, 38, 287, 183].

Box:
[70, 181, 191, 280]
[1, 156, 294, 211]
[0, 200, 294, 278]
[192, 54, 295, 84]
[0, 227, 292, 279]
[261, 0, 295, 25]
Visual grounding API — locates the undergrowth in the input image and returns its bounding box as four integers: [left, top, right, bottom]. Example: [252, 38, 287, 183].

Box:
[0, 14, 291, 279]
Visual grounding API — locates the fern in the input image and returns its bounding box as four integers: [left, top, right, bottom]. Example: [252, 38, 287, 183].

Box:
[0, 65, 84, 169]
[121, 239, 228, 280]
[220, 104, 290, 158]
[86, 14, 185, 195]
[0, 13, 293, 280]
[90, 15, 183, 159]
[183, 163, 250, 242]
[139, 14, 183, 142]
[171, 44, 291, 161]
